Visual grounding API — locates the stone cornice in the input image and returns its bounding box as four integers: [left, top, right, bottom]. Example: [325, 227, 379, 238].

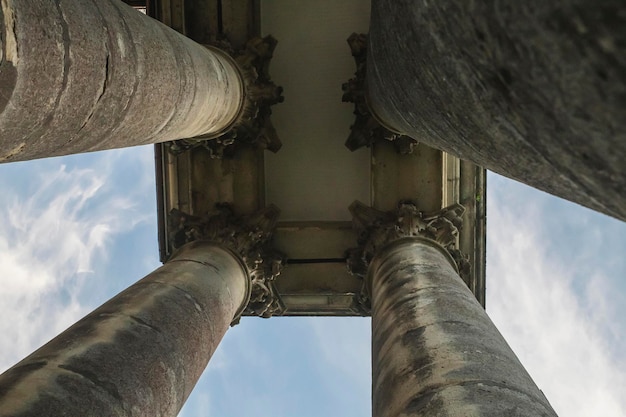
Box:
[168, 205, 285, 322]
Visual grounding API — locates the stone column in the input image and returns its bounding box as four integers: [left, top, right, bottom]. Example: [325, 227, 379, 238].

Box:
[367, 1, 626, 222]
[0, 0, 243, 162]
[0, 205, 283, 416]
[0, 241, 248, 416]
[349, 202, 557, 417]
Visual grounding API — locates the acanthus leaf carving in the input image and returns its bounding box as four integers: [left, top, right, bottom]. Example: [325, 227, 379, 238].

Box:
[342, 33, 418, 154]
[168, 36, 283, 158]
[168, 204, 285, 323]
[347, 200, 469, 312]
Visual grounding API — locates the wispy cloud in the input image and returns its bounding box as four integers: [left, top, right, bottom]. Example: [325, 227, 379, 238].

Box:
[4, 150, 623, 417]
[487, 174, 626, 417]
[0, 147, 158, 372]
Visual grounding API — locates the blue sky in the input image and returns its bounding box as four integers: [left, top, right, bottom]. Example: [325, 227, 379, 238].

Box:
[0, 146, 624, 416]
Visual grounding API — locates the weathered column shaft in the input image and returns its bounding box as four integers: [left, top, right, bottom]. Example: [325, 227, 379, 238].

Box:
[367, 0, 626, 221]
[0, 0, 243, 162]
[370, 238, 556, 417]
[0, 241, 249, 417]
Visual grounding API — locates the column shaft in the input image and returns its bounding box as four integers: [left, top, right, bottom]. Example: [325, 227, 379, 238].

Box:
[0, 241, 248, 417]
[367, 0, 626, 221]
[370, 238, 556, 416]
[0, 0, 243, 162]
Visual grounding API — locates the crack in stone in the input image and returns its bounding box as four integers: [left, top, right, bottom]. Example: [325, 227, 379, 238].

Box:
[129, 315, 162, 334]
[57, 363, 122, 403]
[50, 0, 71, 121]
[77, 51, 109, 133]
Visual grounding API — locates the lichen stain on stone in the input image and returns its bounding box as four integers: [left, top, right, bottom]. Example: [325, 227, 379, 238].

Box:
[0, 310, 155, 414]
[116, 32, 126, 59]
[184, 292, 203, 312]
[1, 0, 18, 66]
[0, 363, 55, 415]
[0, 141, 24, 161]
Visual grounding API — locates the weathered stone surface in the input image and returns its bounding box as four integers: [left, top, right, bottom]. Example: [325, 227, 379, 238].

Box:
[0, 241, 248, 416]
[167, 36, 284, 158]
[348, 200, 465, 275]
[0, 0, 242, 162]
[341, 33, 417, 154]
[347, 200, 469, 313]
[368, 1, 626, 221]
[369, 239, 557, 417]
[348, 201, 555, 415]
[169, 204, 285, 319]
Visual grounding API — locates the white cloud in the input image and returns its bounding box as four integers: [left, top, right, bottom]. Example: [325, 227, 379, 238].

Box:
[4, 149, 624, 417]
[487, 175, 626, 417]
[0, 147, 157, 372]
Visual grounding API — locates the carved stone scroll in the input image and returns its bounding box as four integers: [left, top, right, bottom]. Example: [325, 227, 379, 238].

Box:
[168, 205, 285, 321]
[168, 36, 284, 158]
[347, 200, 470, 311]
[342, 33, 417, 154]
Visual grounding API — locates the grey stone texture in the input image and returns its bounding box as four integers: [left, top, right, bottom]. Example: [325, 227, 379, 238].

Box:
[368, 0, 626, 221]
[0, 0, 242, 162]
[370, 239, 557, 417]
[0, 241, 248, 417]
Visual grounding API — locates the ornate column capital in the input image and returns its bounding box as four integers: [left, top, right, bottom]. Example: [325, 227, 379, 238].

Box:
[342, 33, 417, 154]
[168, 205, 285, 322]
[347, 201, 470, 312]
[169, 36, 284, 158]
